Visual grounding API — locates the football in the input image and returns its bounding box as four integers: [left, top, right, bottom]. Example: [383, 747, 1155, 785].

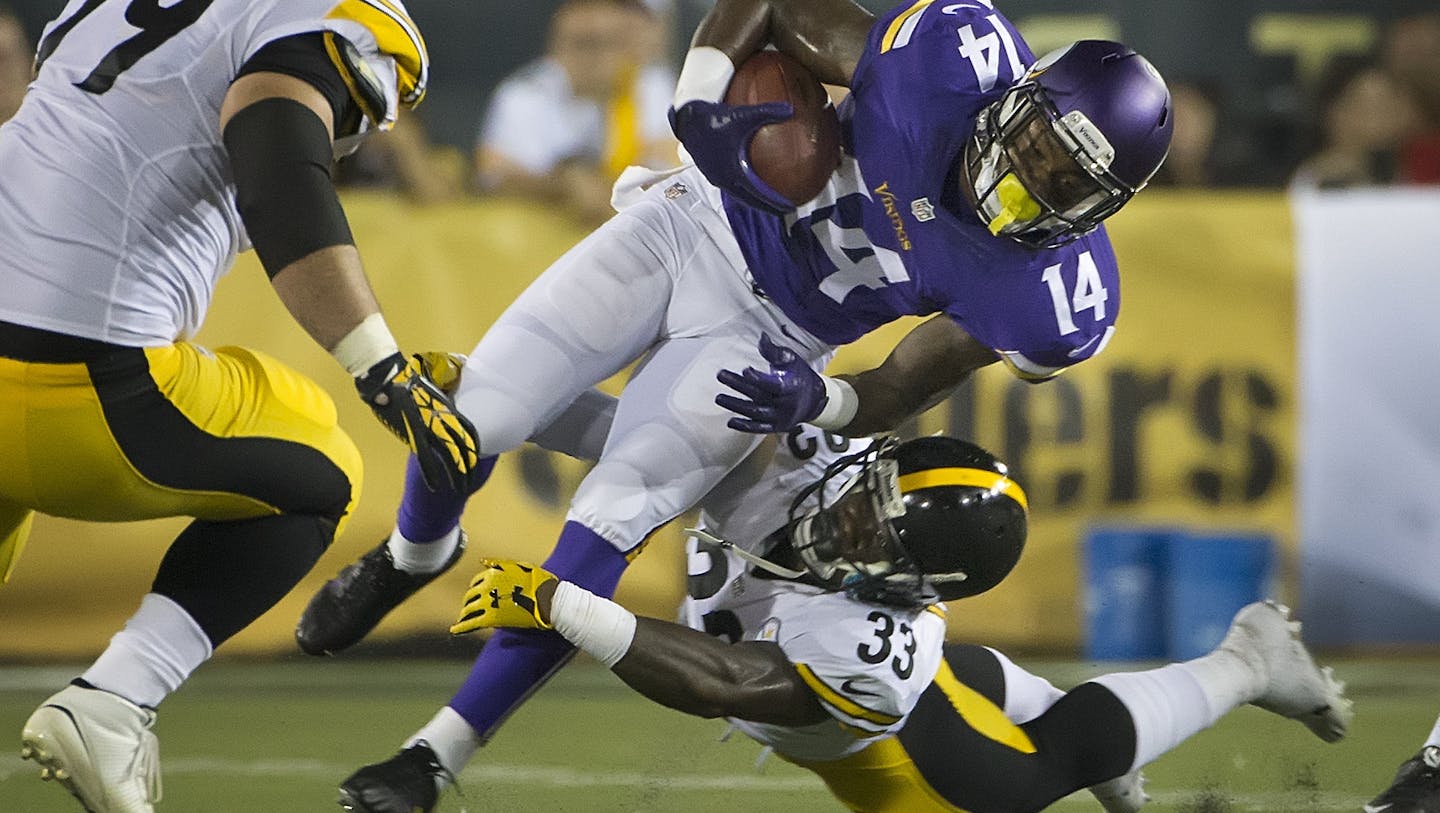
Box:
[724, 50, 842, 207]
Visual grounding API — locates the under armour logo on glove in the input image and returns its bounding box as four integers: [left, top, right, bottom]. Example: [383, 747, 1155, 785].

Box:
[451, 560, 556, 634]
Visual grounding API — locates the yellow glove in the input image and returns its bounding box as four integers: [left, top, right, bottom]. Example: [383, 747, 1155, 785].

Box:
[412, 351, 466, 395]
[451, 559, 556, 634]
[356, 352, 480, 493]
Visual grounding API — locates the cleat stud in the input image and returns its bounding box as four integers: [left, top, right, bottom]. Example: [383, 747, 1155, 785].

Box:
[20, 745, 31, 759]
[39, 767, 52, 780]
[54, 768, 68, 780]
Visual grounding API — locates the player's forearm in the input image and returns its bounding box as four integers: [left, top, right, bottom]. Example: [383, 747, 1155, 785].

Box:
[269, 249, 386, 353]
[833, 316, 999, 435]
[540, 581, 827, 725]
[687, 0, 872, 88]
[223, 72, 391, 363]
[614, 619, 827, 724]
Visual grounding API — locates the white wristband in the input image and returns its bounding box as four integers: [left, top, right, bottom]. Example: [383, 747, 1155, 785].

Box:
[549, 581, 638, 669]
[672, 46, 736, 107]
[331, 313, 400, 376]
[813, 375, 859, 430]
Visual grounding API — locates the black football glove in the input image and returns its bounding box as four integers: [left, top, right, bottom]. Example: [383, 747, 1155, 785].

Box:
[356, 352, 481, 492]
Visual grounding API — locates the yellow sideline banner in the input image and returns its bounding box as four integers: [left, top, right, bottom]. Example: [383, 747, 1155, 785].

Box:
[0, 191, 1296, 658]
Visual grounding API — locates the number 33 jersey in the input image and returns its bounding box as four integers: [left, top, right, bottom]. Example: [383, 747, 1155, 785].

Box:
[0, 0, 426, 346]
[722, 1, 1119, 381]
[682, 536, 947, 763]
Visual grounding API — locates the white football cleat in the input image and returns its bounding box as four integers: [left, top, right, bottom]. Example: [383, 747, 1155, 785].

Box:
[1091, 769, 1149, 813]
[1218, 600, 1353, 743]
[20, 684, 161, 813]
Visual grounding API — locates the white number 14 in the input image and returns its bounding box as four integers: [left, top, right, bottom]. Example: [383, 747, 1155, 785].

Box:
[1041, 252, 1107, 336]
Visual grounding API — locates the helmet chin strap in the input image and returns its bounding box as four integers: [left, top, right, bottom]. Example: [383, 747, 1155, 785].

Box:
[684, 527, 807, 579]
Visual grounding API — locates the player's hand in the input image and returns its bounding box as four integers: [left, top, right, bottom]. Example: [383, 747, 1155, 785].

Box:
[669, 99, 795, 215]
[412, 350, 466, 395]
[715, 333, 826, 433]
[356, 352, 481, 493]
[450, 559, 557, 634]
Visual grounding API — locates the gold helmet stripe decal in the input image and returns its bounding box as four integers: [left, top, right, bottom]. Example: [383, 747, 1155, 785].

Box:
[897, 467, 1028, 513]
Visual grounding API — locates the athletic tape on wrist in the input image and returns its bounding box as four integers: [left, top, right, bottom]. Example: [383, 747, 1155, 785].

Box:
[549, 581, 637, 669]
[673, 46, 736, 107]
[813, 375, 859, 430]
[332, 312, 400, 376]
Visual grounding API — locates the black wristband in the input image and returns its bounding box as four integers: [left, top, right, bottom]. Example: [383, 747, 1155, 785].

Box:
[223, 97, 355, 277]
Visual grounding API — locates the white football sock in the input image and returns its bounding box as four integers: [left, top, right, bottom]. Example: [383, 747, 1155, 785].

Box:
[82, 593, 213, 708]
[387, 526, 461, 575]
[1090, 648, 1262, 772]
[1425, 712, 1440, 750]
[406, 706, 482, 786]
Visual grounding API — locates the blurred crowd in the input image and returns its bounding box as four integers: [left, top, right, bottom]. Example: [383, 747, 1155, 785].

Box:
[1120, 12, 1440, 191]
[2, 3, 1437, 218]
[332, 0, 677, 224]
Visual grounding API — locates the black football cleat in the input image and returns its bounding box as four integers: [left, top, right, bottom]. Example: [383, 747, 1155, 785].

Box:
[338, 742, 449, 813]
[1367, 746, 1440, 813]
[296, 532, 466, 655]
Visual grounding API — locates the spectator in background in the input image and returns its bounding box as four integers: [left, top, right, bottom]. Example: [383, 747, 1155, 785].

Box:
[1147, 80, 1222, 187]
[1381, 12, 1440, 184]
[0, 5, 31, 124]
[474, 0, 678, 224]
[334, 110, 467, 206]
[1144, 79, 1263, 188]
[1289, 57, 1421, 189]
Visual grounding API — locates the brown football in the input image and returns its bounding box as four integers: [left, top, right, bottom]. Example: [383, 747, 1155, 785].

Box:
[724, 51, 842, 207]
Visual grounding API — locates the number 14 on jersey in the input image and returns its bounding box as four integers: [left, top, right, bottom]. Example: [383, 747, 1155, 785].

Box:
[1041, 251, 1108, 336]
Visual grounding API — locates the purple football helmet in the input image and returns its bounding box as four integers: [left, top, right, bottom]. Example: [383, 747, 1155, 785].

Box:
[962, 40, 1173, 249]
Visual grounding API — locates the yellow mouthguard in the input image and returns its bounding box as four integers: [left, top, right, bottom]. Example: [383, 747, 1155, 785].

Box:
[987, 173, 1042, 235]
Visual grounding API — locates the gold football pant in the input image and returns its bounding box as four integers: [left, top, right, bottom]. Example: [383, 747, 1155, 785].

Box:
[0, 336, 362, 642]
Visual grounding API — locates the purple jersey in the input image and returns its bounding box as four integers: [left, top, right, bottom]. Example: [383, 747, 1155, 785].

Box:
[723, 1, 1120, 379]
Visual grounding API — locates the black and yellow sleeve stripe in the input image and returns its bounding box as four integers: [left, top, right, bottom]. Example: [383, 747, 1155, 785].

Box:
[795, 663, 902, 733]
[325, 0, 428, 106]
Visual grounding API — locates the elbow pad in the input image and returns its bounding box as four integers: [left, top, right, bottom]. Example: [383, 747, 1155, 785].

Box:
[223, 97, 354, 277]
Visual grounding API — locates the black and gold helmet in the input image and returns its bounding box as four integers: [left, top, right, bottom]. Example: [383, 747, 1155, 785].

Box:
[787, 436, 1028, 607]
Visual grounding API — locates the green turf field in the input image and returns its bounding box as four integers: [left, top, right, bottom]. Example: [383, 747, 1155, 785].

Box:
[1, 655, 1435, 812]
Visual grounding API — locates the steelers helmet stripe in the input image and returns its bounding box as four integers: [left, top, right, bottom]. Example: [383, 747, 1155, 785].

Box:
[794, 663, 901, 728]
[897, 467, 1029, 513]
[326, 0, 429, 106]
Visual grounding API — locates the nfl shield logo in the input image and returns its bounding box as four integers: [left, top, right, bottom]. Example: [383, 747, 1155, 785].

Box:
[910, 198, 935, 222]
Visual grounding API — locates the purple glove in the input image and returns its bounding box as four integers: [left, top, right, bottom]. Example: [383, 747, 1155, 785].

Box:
[716, 334, 827, 434]
[669, 99, 795, 215]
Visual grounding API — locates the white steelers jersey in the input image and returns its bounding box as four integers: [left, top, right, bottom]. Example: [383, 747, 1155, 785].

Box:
[682, 428, 948, 763]
[0, 0, 427, 346]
